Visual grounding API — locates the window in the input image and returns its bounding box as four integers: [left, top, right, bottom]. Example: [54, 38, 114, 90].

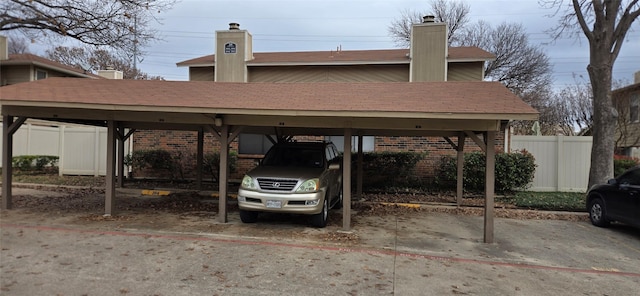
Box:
[35, 69, 47, 80]
[238, 134, 274, 155]
[326, 136, 375, 153]
[630, 95, 639, 123]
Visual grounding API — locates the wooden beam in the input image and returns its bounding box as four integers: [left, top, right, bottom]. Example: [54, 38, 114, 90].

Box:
[218, 125, 229, 223]
[342, 128, 352, 231]
[443, 136, 458, 150]
[456, 133, 465, 206]
[465, 130, 486, 153]
[105, 120, 116, 216]
[484, 131, 496, 243]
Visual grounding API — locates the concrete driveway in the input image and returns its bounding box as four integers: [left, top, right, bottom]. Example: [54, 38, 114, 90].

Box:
[1, 188, 639, 295]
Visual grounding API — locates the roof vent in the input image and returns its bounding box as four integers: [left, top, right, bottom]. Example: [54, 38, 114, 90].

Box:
[422, 15, 435, 23]
[229, 23, 240, 30]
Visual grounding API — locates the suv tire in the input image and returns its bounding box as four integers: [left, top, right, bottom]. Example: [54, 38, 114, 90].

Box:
[311, 195, 329, 228]
[239, 210, 259, 223]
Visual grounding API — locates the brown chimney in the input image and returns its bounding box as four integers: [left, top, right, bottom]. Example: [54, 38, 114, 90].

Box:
[422, 15, 435, 23]
[229, 23, 240, 30]
[0, 35, 8, 61]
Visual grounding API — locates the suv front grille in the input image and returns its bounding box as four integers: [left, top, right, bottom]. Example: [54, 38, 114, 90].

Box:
[257, 178, 298, 191]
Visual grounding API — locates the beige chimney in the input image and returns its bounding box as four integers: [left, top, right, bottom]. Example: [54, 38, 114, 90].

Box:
[0, 35, 8, 61]
[214, 22, 253, 82]
[634, 70, 640, 84]
[97, 67, 124, 79]
[409, 15, 448, 82]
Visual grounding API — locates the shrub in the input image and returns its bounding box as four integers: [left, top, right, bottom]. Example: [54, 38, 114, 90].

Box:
[436, 150, 536, 194]
[11, 155, 59, 172]
[352, 151, 427, 190]
[614, 155, 639, 177]
[203, 151, 238, 182]
[125, 149, 239, 182]
[125, 149, 176, 178]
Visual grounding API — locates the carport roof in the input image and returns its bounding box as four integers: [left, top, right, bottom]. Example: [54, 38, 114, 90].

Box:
[0, 78, 537, 121]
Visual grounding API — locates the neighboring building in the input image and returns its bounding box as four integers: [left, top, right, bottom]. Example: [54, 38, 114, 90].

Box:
[134, 20, 509, 181]
[613, 71, 640, 159]
[0, 36, 113, 86]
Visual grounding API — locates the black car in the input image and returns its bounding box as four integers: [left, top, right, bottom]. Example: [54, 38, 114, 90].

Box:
[586, 166, 640, 228]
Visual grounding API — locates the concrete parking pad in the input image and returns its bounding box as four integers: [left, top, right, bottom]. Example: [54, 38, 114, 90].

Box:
[2, 204, 639, 295]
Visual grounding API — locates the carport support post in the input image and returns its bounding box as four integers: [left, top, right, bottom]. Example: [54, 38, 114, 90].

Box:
[484, 131, 496, 243]
[456, 133, 465, 205]
[356, 132, 363, 199]
[117, 127, 125, 188]
[196, 129, 204, 190]
[218, 125, 229, 223]
[105, 120, 116, 215]
[342, 128, 352, 231]
[2, 116, 26, 210]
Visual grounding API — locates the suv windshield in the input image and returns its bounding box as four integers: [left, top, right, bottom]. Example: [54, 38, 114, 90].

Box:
[261, 146, 324, 168]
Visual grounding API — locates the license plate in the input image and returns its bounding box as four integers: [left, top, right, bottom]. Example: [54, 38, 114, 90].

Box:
[266, 200, 282, 208]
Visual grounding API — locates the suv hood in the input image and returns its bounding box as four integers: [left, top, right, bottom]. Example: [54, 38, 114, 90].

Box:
[247, 165, 325, 180]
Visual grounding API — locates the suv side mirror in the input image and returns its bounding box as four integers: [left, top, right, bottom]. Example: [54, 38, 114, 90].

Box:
[607, 178, 617, 185]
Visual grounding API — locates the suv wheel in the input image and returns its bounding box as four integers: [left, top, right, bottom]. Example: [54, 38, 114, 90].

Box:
[239, 210, 259, 223]
[588, 197, 610, 227]
[312, 196, 329, 228]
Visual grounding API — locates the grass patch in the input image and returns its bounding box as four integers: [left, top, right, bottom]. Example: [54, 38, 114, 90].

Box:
[500, 192, 586, 212]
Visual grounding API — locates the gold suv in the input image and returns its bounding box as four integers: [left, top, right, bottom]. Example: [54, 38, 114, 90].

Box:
[237, 141, 343, 228]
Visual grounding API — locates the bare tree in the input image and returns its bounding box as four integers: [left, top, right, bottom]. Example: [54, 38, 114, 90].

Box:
[0, 0, 176, 55]
[456, 21, 553, 97]
[45, 46, 163, 80]
[6, 36, 30, 54]
[388, 1, 552, 97]
[388, 0, 470, 47]
[542, 0, 640, 187]
[554, 77, 594, 134]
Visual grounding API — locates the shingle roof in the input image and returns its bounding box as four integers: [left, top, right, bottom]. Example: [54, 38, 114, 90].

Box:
[2, 54, 103, 79]
[0, 78, 536, 120]
[176, 47, 495, 67]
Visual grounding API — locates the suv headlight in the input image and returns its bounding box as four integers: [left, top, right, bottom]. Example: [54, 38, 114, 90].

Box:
[296, 179, 319, 192]
[241, 175, 257, 190]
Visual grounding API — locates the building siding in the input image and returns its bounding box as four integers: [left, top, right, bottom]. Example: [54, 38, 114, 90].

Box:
[1, 65, 31, 86]
[448, 62, 484, 81]
[249, 65, 409, 82]
[189, 67, 214, 81]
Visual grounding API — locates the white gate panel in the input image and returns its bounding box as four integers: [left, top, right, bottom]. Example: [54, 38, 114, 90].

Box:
[511, 135, 592, 192]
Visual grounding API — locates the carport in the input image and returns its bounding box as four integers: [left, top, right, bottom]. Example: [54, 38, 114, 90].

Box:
[1, 78, 537, 243]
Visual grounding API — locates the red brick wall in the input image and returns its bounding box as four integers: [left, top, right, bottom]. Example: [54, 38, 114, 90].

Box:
[133, 131, 504, 181]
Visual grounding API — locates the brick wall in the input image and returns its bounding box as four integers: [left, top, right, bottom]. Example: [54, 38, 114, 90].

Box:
[133, 131, 504, 181]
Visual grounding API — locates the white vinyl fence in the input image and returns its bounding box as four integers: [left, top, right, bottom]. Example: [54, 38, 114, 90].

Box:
[0, 123, 130, 176]
[510, 135, 592, 192]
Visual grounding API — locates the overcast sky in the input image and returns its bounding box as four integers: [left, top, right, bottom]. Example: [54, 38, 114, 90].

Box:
[56, 0, 640, 88]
